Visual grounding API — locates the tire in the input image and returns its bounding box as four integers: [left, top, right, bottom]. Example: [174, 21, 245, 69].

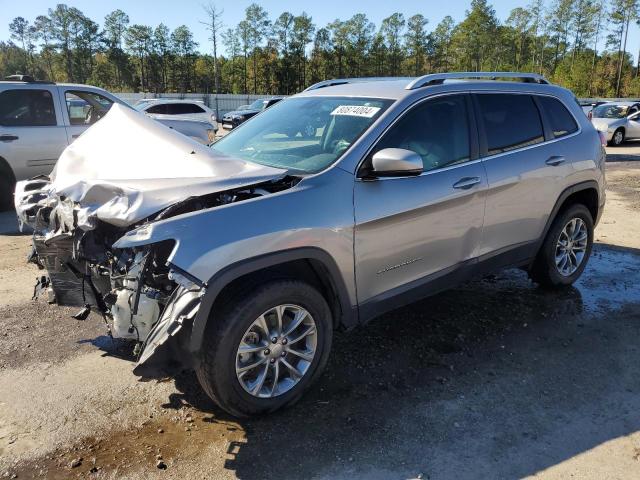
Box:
[196, 279, 333, 417]
[0, 176, 14, 212]
[529, 204, 594, 289]
[609, 128, 625, 146]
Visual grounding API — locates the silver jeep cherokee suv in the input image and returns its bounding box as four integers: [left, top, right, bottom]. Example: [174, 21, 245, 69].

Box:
[15, 72, 605, 417]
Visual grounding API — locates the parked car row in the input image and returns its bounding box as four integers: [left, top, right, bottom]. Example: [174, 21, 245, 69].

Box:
[0, 75, 218, 210]
[221, 97, 284, 129]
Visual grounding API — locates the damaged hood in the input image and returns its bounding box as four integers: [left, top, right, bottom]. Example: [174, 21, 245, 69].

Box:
[16, 103, 286, 228]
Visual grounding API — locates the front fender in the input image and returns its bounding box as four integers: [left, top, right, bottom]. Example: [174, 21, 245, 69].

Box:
[187, 246, 357, 355]
[115, 167, 356, 293]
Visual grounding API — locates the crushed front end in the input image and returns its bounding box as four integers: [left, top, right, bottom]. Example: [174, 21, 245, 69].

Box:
[16, 176, 204, 374]
[13, 103, 291, 375]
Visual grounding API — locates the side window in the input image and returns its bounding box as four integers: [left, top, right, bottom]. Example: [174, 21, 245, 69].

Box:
[0, 89, 57, 127]
[537, 96, 579, 139]
[65, 90, 114, 125]
[146, 104, 168, 114]
[373, 95, 470, 172]
[476, 94, 544, 155]
[165, 104, 183, 115]
[164, 103, 204, 115]
[182, 103, 205, 114]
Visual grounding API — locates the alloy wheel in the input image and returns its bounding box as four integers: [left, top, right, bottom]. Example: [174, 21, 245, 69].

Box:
[555, 217, 588, 276]
[235, 304, 318, 398]
[613, 130, 624, 145]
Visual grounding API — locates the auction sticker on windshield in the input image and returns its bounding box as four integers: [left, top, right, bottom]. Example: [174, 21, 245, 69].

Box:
[331, 105, 381, 117]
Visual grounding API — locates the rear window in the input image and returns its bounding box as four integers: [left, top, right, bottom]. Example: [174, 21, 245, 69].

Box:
[147, 103, 206, 115]
[0, 89, 57, 126]
[166, 103, 205, 115]
[476, 94, 544, 155]
[537, 96, 578, 138]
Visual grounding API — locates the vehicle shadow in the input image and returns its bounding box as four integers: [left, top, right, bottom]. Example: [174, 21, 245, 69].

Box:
[606, 141, 640, 162]
[606, 152, 640, 163]
[163, 242, 640, 479]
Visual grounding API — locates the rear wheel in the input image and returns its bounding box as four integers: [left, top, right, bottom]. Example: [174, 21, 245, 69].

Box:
[529, 204, 594, 289]
[196, 279, 333, 417]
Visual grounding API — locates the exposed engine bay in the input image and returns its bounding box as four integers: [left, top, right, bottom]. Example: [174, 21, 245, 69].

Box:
[14, 104, 296, 373]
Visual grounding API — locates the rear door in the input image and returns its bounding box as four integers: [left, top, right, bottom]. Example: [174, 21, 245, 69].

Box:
[475, 92, 578, 259]
[626, 109, 640, 139]
[354, 94, 487, 305]
[0, 86, 68, 181]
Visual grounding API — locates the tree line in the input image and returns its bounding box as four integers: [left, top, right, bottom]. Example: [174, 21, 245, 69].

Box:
[2, 0, 640, 98]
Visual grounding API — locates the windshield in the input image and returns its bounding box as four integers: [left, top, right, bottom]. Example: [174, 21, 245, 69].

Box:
[592, 104, 630, 119]
[211, 96, 393, 173]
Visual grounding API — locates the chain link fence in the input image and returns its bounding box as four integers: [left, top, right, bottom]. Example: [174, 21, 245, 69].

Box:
[114, 93, 282, 117]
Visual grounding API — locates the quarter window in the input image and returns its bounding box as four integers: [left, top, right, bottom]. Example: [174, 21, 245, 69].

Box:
[0, 89, 56, 126]
[537, 96, 579, 138]
[372, 95, 470, 172]
[476, 94, 544, 155]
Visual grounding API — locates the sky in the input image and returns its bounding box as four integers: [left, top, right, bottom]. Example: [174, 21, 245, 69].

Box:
[1, 0, 638, 61]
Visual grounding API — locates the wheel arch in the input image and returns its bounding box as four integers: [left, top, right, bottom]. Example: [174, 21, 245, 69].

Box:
[0, 156, 16, 185]
[188, 247, 356, 354]
[531, 180, 600, 264]
[0, 156, 16, 210]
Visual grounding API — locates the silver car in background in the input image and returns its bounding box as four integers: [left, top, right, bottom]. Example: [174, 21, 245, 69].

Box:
[134, 98, 218, 132]
[15, 72, 605, 417]
[590, 101, 640, 146]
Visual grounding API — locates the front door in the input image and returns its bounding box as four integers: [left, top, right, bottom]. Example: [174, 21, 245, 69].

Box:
[627, 112, 640, 139]
[60, 88, 115, 143]
[354, 94, 487, 308]
[0, 86, 68, 181]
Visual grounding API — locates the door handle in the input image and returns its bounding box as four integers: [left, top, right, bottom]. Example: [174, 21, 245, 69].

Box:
[452, 176, 481, 190]
[72, 134, 81, 139]
[0, 134, 18, 142]
[546, 156, 566, 166]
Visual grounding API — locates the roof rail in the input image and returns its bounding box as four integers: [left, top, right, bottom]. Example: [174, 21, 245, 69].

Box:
[3, 74, 55, 84]
[405, 72, 549, 90]
[304, 77, 412, 92]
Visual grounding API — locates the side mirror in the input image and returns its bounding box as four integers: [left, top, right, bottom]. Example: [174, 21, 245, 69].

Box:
[370, 148, 423, 177]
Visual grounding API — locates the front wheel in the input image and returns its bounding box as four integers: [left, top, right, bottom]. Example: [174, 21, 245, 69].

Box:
[609, 128, 625, 146]
[529, 204, 594, 289]
[196, 279, 333, 417]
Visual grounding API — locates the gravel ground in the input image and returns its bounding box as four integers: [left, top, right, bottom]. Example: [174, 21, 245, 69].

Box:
[1, 150, 640, 479]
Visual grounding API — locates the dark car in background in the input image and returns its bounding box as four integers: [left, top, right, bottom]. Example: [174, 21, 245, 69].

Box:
[221, 97, 284, 129]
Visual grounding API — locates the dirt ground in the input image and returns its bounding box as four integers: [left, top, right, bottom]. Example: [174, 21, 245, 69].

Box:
[1, 147, 640, 479]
